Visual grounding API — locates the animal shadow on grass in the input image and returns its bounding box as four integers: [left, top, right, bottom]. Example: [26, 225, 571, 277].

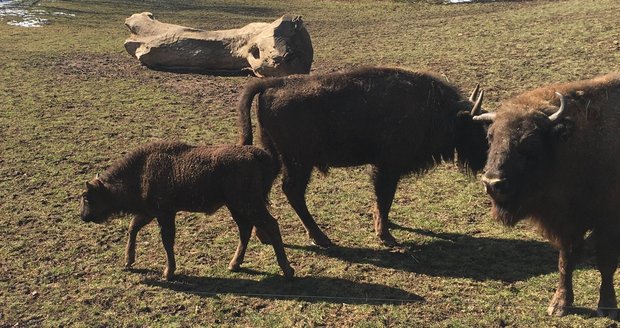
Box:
[291, 226, 577, 283]
[143, 274, 423, 305]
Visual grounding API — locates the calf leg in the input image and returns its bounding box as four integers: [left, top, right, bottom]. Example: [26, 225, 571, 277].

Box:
[253, 212, 295, 279]
[547, 239, 581, 316]
[125, 215, 154, 268]
[372, 167, 400, 246]
[282, 163, 333, 247]
[593, 229, 619, 319]
[157, 214, 176, 280]
[228, 218, 253, 272]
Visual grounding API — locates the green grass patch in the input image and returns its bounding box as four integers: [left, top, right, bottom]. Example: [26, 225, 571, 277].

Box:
[1, 0, 619, 326]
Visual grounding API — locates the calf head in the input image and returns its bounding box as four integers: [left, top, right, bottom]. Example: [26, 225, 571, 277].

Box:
[474, 92, 573, 225]
[455, 84, 490, 173]
[80, 175, 115, 224]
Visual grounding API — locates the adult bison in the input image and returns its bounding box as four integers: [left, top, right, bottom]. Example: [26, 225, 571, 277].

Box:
[474, 73, 620, 318]
[237, 66, 489, 247]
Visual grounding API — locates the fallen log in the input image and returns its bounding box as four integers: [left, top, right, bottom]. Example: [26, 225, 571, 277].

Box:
[124, 12, 313, 77]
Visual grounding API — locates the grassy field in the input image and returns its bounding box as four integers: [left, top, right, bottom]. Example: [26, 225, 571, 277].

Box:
[1, 0, 620, 326]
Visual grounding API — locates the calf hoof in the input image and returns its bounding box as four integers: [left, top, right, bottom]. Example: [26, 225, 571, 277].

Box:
[124, 262, 134, 270]
[228, 262, 242, 272]
[597, 308, 618, 320]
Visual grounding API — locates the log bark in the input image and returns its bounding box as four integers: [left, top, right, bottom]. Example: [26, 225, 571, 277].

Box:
[124, 12, 313, 77]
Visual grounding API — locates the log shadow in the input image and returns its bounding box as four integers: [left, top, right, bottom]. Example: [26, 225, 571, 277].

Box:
[289, 228, 570, 283]
[146, 65, 256, 77]
[143, 274, 423, 305]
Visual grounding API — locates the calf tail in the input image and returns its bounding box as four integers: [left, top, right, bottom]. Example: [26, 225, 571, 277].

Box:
[237, 77, 285, 145]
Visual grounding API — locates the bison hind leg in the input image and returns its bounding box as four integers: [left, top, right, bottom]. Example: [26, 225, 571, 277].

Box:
[372, 166, 401, 247]
[281, 162, 333, 247]
[592, 229, 619, 319]
[253, 227, 273, 245]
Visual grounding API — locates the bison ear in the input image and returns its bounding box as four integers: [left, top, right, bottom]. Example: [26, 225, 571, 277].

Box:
[551, 121, 573, 142]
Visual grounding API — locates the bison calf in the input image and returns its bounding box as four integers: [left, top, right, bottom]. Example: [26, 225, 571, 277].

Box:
[475, 73, 620, 318]
[79, 141, 294, 279]
[238, 66, 489, 247]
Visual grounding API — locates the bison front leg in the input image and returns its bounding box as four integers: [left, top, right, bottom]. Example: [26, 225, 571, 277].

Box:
[125, 215, 154, 269]
[372, 167, 400, 246]
[593, 230, 619, 319]
[157, 215, 176, 280]
[282, 163, 333, 247]
[547, 243, 579, 316]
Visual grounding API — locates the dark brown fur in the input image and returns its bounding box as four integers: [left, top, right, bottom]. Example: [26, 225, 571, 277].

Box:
[482, 73, 620, 318]
[237, 66, 488, 246]
[79, 141, 294, 279]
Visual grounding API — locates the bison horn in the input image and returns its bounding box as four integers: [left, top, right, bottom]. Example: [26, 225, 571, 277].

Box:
[548, 92, 567, 122]
[470, 90, 484, 116]
[473, 112, 496, 122]
[95, 173, 100, 180]
[469, 83, 481, 102]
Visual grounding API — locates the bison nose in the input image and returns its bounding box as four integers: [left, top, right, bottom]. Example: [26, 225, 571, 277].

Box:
[481, 175, 511, 201]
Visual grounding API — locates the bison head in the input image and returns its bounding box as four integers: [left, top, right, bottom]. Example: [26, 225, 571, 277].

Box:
[474, 92, 572, 225]
[80, 175, 115, 224]
[454, 84, 490, 174]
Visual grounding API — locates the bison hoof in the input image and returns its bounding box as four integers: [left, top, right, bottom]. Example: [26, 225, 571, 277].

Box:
[282, 266, 295, 280]
[124, 262, 134, 269]
[547, 289, 572, 317]
[309, 233, 334, 248]
[597, 308, 618, 320]
[547, 299, 569, 317]
[379, 234, 399, 247]
[163, 268, 176, 281]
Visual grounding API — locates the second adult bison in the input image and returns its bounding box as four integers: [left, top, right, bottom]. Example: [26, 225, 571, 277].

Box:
[475, 73, 620, 318]
[238, 66, 489, 247]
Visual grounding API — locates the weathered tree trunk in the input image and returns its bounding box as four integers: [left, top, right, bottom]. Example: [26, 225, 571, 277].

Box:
[124, 12, 313, 77]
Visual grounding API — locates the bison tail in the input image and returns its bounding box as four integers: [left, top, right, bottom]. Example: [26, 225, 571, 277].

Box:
[257, 151, 280, 206]
[237, 77, 284, 145]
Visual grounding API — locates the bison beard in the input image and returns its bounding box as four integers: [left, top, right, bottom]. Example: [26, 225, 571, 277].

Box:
[491, 202, 524, 227]
[237, 66, 488, 247]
